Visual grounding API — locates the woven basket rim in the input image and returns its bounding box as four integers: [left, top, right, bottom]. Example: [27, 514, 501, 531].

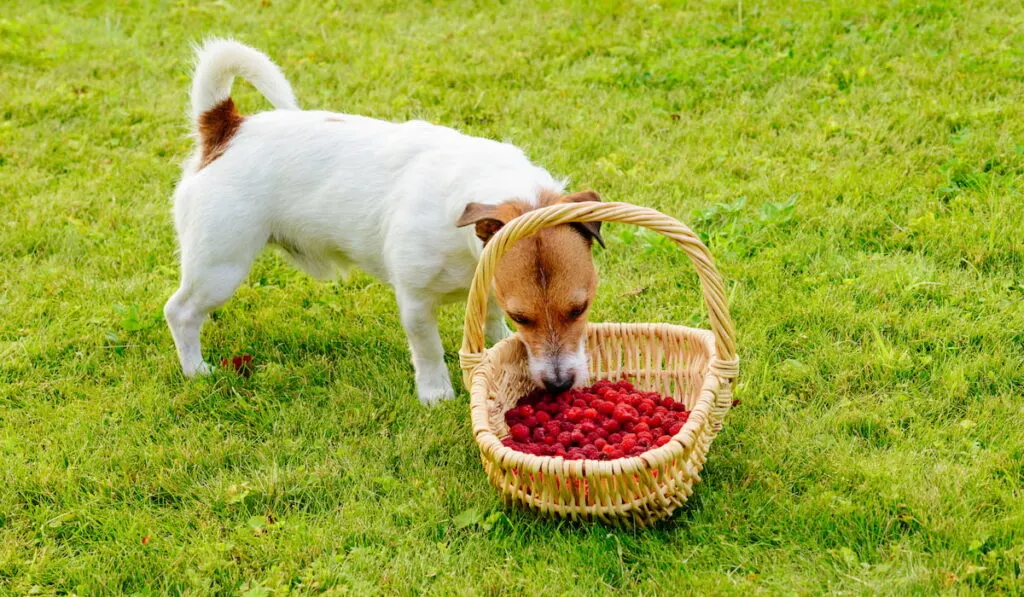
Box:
[471, 322, 721, 477]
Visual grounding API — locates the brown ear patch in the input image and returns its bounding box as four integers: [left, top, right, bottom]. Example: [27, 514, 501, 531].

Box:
[198, 98, 245, 170]
[570, 221, 605, 248]
[542, 189, 605, 248]
[456, 200, 530, 244]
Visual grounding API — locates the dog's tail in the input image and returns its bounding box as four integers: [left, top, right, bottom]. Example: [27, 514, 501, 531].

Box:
[190, 38, 298, 124]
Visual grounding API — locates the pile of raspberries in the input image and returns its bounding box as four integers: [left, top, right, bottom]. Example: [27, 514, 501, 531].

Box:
[500, 379, 690, 460]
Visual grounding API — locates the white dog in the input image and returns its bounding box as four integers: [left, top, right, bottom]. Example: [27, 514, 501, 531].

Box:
[165, 40, 603, 405]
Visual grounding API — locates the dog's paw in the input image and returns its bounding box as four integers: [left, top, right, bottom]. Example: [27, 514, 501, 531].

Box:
[417, 381, 455, 407]
[183, 360, 213, 377]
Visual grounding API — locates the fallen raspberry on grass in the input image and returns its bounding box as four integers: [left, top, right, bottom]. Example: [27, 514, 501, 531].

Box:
[220, 353, 254, 377]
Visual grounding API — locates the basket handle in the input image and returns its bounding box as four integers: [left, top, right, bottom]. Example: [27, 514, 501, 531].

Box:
[459, 201, 738, 387]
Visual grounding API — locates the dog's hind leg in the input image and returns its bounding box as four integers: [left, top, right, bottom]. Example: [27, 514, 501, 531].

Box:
[165, 227, 264, 377]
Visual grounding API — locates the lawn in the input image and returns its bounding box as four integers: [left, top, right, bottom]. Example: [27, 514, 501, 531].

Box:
[2, 0, 1023, 594]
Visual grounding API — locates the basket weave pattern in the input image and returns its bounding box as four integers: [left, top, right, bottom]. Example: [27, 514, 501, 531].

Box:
[459, 202, 738, 524]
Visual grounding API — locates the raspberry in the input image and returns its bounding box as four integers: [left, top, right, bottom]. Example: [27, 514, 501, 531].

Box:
[573, 398, 587, 408]
[510, 424, 529, 442]
[608, 433, 623, 445]
[650, 414, 664, 429]
[544, 421, 561, 436]
[532, 427, 545, 441]
[566, 408, 584, 423]
[601, 444, 616, 456]
[558, 431, 572, 446]
[639, 399, 656, 415]
[608, 448, 624, 460]
[536, 411, 551, 424]
[601, 419, 620, 433]
[634, 422, 650, 434]
[582, 408, 599, 420]
[655, 435, 671, 447]
[620, 434, 637, 452]
[671, 401, 687, 412]
[582, 445, 600, 460]
[594, 438, 607, 450]
[223, 354, 254, 377]
[660, 397, 675, 409]
[637, 431, 654, 444]
[622, 421, 635, 433]
[613, 403, 639, 424]
[667, 421, 683, 435]
[518, 405, 534, 418]
[595, 400, 615, 416]
[570, 430, 586, 445]
[543, 434, 556, 445]
[523, 416, 539, 429]
[567, 448, 585, 460]
[596, 428, 610, 440]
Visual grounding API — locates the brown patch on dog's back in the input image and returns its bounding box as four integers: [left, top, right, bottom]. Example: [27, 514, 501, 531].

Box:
[198, 98, 244, 169]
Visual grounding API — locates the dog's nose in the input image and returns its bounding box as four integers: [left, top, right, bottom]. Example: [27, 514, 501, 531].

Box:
[543, 376, 574, 395]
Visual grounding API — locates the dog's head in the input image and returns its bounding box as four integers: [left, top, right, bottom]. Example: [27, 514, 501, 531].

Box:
[457, 190, 603, 393]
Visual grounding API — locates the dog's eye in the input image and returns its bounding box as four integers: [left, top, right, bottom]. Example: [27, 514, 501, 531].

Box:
[567, 304, 588, 320]
[509, 313, 533, 326]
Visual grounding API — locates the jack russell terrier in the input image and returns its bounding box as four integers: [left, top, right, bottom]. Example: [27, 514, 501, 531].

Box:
[165, 39, 604, 405]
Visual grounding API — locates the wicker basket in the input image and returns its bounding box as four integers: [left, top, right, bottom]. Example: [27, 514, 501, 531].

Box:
[459, 201, 739, 525]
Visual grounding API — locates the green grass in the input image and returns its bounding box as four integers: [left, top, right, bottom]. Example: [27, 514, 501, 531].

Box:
[2, 0, 1023, 594]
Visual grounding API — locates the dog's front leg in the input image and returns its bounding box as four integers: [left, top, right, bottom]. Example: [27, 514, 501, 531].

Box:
[396, 291, 454, 406]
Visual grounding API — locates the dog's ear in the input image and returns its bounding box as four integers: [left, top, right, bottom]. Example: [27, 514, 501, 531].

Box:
[561, 190, 605, 248]
[456, 201, 528, 244]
